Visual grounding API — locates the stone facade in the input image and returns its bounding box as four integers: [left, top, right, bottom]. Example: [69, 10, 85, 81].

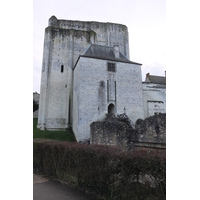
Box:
[90, 113, 166, 149]
[37, 16, 166, 142]
[73, 53, 143, 141]
[90, 114, 134, 149]
[37, 16, 130, 132]
[133, 113, 166, 148]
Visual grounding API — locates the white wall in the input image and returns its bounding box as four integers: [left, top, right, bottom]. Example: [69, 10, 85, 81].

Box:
[73, 57, 144, 141]
[142, 83, 166, 118]
[48, 16, 130, 58]
[38, 17, 130, 131]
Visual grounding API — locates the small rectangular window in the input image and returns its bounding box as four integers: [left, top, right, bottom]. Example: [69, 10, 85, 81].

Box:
[107, 62, 116, 72]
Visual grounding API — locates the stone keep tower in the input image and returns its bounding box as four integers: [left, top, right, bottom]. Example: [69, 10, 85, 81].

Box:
[37, 16, 130, 130]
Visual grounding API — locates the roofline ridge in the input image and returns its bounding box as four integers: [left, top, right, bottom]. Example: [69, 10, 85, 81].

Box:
[82, 44, 92, 55]
[148, 73, 166, 77]
[49, 16, 128, 28]
[79, 43, 142, 65]
[149, 74, 166, 78]
[119, 51, 130, 60]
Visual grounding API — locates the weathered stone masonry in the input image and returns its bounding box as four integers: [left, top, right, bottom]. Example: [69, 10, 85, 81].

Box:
[37, 16, 166, 142]
[37, 16, 130, 133]
[90, 113, 166, 149]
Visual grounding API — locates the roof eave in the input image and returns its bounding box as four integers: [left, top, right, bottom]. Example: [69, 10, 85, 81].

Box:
[79, 55, 142, 65]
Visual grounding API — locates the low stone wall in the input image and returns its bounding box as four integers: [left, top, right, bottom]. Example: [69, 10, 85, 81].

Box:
[133, 113, 166, 148]
[90, 114, 134, 149]
[90, 113, 166, 150]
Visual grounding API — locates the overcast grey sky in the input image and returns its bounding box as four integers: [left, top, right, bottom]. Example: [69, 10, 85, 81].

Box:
[33, 0, 166, 93]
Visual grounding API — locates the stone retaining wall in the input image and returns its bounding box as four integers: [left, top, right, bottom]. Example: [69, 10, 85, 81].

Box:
[90, 113, 166, 149]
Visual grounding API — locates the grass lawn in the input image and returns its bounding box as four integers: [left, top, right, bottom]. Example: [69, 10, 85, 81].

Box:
[33, 118, 76, 142]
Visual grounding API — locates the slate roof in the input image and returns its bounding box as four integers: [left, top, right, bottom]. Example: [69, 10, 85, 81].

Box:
[145, 73, 166, 84]
[80, 44, 142, 65]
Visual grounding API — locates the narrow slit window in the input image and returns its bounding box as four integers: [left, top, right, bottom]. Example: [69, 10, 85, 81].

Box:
[115, 81, 116, 102]
[61, 65, 64, 73]
[107, 80, 109, 101]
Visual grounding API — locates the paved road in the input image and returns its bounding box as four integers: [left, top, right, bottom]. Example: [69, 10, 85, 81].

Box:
[33, 174, 97, 200]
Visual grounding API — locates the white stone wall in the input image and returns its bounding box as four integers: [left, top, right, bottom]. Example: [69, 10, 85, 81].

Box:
[45, 28, 92, 129]
[142, 83, 166, 118]
[37, 27, 95, 130]
[48, 16, 130, 59]
[38, 17, 130, 131]
[73, 57, 144, 142]
[115, 62, 144, 123]
[37, 28, 52, 129]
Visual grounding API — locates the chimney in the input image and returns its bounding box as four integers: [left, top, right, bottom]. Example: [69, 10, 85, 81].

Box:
[165, 71, 166, 77]
[145, 73, 150, 82]
[113, 45, 120, 58]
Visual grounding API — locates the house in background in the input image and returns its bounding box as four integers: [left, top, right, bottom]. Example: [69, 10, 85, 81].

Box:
[142, 72, 166, 118]
[33, 92, 40, 118]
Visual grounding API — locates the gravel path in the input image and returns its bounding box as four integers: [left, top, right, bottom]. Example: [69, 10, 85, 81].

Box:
[33, 174, 97, 200]
[33, 174, 49, 184]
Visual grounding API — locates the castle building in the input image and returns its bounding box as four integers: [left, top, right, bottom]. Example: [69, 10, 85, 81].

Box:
[37, 16, 166, 142]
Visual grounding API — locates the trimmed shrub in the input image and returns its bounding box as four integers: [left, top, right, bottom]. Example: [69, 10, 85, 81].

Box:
[33, 141, 166, 200]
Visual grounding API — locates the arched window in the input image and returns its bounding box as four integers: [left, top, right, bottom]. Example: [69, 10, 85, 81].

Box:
[108, 103, 116, 115]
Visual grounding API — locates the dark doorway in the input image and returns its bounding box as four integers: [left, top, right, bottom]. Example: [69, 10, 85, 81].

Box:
[108, 103, 116, 115]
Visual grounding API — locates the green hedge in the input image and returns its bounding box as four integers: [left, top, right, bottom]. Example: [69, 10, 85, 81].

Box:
[33, 140, 166, 200]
